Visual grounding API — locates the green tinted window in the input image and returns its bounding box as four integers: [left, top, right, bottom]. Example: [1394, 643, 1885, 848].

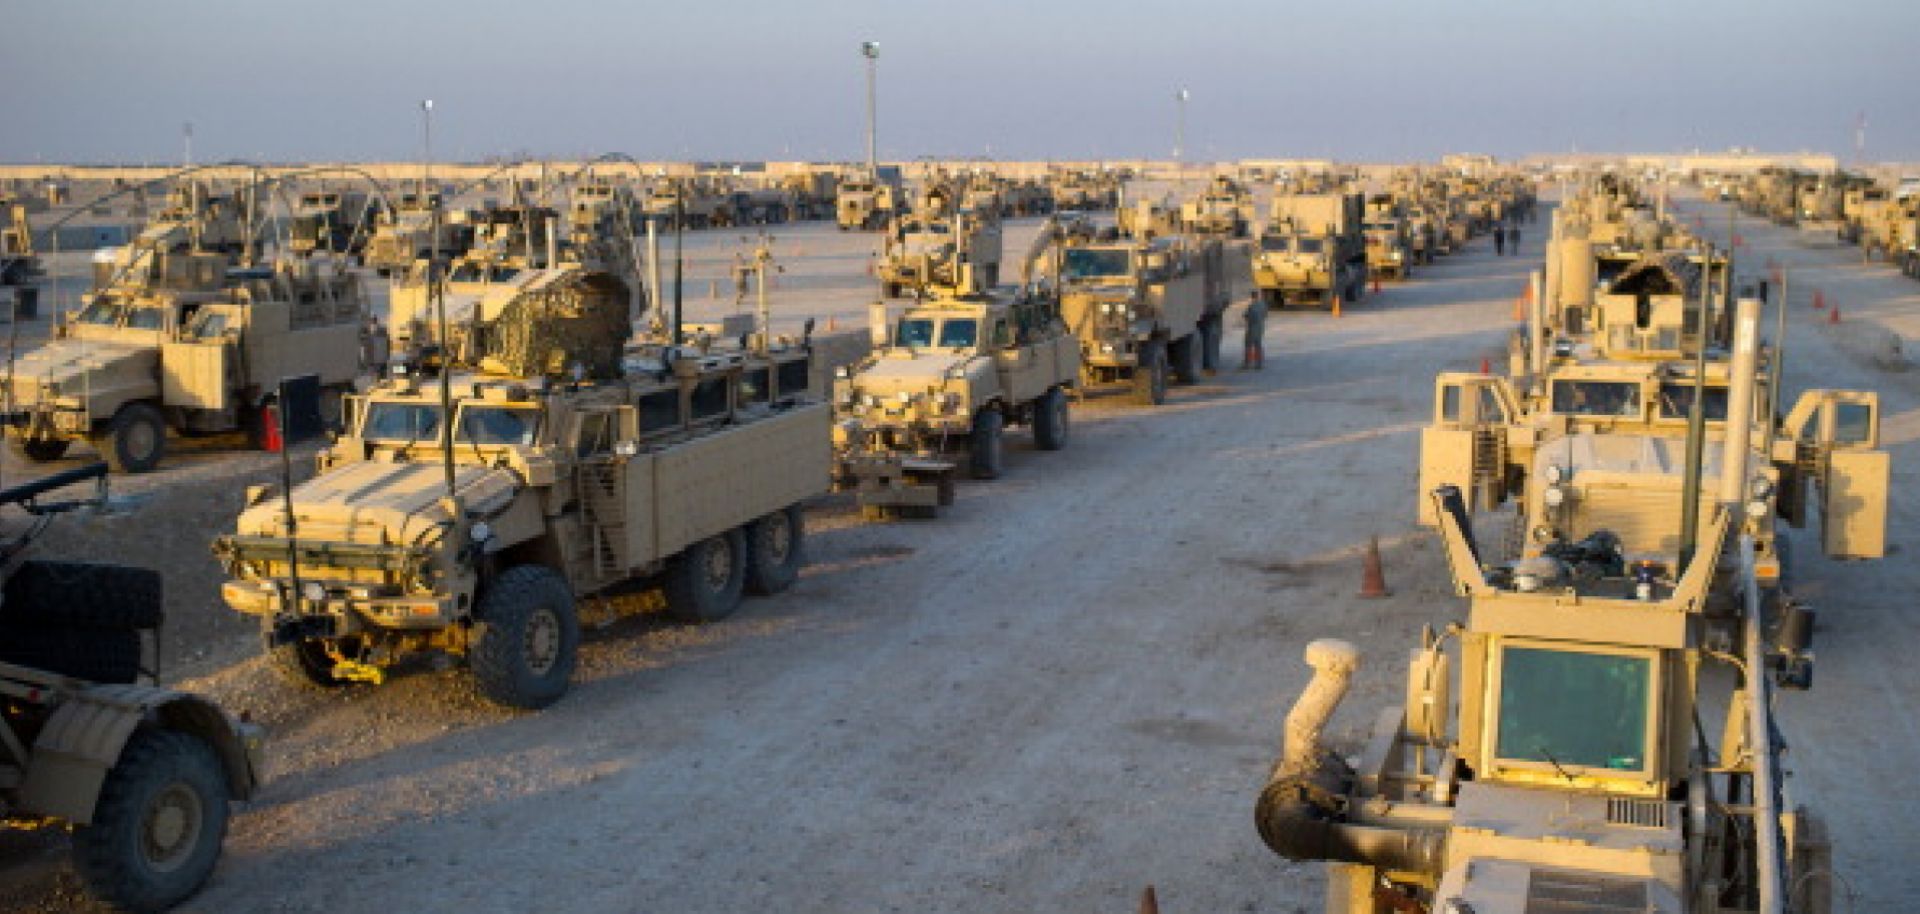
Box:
[1834, 402, 1873, 444]
[1496, 647, 1650, 772]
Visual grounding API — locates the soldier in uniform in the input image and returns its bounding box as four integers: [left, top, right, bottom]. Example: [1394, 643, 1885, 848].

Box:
[1242, 294, 1267, 370]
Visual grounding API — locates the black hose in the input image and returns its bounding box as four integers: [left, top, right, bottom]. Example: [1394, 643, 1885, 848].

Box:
[1254, 775, 1446, 873]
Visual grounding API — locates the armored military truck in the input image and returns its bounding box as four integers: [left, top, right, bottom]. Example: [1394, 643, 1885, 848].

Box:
[1254, 192, 1367, 308]
[1180, 175, 1253, 238]
[1057, 233, 1230, 404]
[0, 463, 262, 912]
[216, 343, 829, 710]
[4, 203, 368, 472]
[876, 182, 1004, 296]
[288, 189, 377, 256]
[836, 167, 903, 231]
[832, 253, 1077, 517]
[365, 192, 476, 275]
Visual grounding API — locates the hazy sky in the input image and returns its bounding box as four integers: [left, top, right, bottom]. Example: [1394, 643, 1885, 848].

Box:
[8, 0, 1918, 165]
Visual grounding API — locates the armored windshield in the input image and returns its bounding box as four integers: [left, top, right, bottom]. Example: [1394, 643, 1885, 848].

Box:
[74, 298, 125, 326]
[1259, 236, 1292, 253]
[124, 306, 168, 331]
[457, 405, 542, 446]
[1496, 646, 1650, 772]
[1552, 380, 1642, 417]
[896, 317, 935, 348]
[185, 310, 229, 340]
[1296, 237, 1325, 254]
[1656, 383, 1729, 420]
[936, 318, 978, 349]
[1062, 249, 1131, 280]
[362, 402, 443, 443]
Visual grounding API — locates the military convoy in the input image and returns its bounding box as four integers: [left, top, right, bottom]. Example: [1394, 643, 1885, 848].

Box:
[1180, 174, 1254, 238]
[4, 179, 368, 473]
[1057, 232, 1229, 404]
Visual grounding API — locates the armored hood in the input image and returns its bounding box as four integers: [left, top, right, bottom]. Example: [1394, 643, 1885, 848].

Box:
[234, 460, 518, 546]
[6, 339, 154, 405]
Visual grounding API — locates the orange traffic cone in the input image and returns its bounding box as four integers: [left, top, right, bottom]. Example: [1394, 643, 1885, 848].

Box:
[1139, 886, 1159, 914]
[1331, 295, 1343, 318]
[1813, 290, 1826, 310]
[1829, 304, 1841, 325]
[827, 317, 837, 331]
[1372, 276, 1382, 295]
[1480, 357, 1491, 375]
[1358, 536, 1390, 598]
[1511, 296, 1525, 321]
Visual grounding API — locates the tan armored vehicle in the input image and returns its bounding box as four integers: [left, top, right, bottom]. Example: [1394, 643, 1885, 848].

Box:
[1051, 169, 1120, 211]
[0, 463, 262, 912]
[1258, 489, 1831, 913]
[216, 342, 828, 709]
[1254, 193, 1367, 308]
[1180, 175, 1253, 238]
[643, 177, 734, 229]
[288, 189, 376, 256]
[1057, 233, 1229, 404]
[876, 183, 1004, 296]
[836, 167, 903, 231]
[1362, 216, 1413, 281]
[4, 192, 367, 472]
[832, 242, 1077, 516]
[366, 192, 476, 275]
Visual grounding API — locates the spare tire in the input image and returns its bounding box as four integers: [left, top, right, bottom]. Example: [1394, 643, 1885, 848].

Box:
[0, 624, 142, 683]
[1, 561, 164, 631]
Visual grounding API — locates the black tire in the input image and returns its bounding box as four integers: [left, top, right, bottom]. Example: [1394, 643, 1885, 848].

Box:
[968, 408, 1005, 479]
[744, 506, 805, 596]
[269, 638, 353, 689]
[1, 561, 163, 630]
[73, 728, 230, 914]
[9, 435, 69, 462]
[1032, 387, 1069, 451]
[1169, 333, 1199, 384]
[665, 528, 747, 622]
[1131, 342, 1168, 406]
[96, 402, 167, 474]
[471, 565, 579, 710]
[0, 624, 142, 683]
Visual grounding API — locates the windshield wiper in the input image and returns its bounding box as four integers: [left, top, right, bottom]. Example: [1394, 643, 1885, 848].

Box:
[1537, 744, 1577, 783]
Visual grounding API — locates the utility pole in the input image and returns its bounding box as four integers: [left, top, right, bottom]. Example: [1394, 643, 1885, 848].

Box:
[423, 98, 455, 498]
[861, 41, 880, 174]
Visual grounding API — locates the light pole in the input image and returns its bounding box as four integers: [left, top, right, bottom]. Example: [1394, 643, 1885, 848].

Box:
[420, 99, 434, 195]
[182, 122, 193, 168]
[861, 41, 880, 173]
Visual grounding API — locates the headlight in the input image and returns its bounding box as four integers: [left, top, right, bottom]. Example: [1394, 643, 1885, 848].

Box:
[1544, 464, 1565, 484]
[1746, 499, 1771, 519]
[945, 365, 967, 380]
[1101, 303, 1115, 314]
[470, 521, 492, 543]
[833, 365, 851, 379]
[861, 394, 877, 407]
[1531, 524, 1554, 543]
[1749, 476, 1774, 499]
[1543, 486, 1567, 508]
[896, 390, 912, 404]
[301, 582, 326, 603]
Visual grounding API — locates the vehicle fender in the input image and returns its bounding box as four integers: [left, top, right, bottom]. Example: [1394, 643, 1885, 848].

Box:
[18, 684, 262, 823]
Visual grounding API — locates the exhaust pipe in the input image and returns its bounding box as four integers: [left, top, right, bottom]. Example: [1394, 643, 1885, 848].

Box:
[1255, 639, 1446, 873]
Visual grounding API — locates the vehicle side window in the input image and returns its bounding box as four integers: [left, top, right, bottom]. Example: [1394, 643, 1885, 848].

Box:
[691, 377, 731, 422]
[639, 390, 680, 433]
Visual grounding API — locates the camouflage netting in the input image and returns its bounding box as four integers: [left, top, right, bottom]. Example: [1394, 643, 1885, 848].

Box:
[479, 272, 632, 379]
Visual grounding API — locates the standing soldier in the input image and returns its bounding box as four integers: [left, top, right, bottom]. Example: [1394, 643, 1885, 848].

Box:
[1507, 224, 1521, 256]
[1493, 222, 1506, 256]
[1242, 293, 1268, 370]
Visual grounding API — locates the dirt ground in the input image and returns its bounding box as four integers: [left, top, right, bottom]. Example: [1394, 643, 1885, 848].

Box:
[0, 189, 1912, 912]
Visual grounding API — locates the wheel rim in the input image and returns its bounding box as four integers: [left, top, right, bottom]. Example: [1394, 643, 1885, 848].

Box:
[523, 607, 561, 676]
[125, 419, 158, 462]
[702, 538, 734, 591]
[141, 782, 205, 874]
[763, 514, 793, 565]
